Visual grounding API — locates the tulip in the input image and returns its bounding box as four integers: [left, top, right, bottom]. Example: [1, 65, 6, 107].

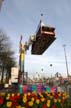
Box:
[52, 105, 56, 108]
[16, 105, 22, 108]
[47, 102, 50, 107]
[36, 99, 40, 104]
[43, 104, 47, 108]
[0, 97, 4, 105]
[6, 96, 10, 100]
[28, 101, 33, 106]
[6, 101, 12, 108]
[54, 99, 57, 103]
[31, 97, 35, 102]
[41, 97, 45, 102]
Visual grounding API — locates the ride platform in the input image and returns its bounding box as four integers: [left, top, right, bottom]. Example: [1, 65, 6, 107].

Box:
[31, 22, 56, 54]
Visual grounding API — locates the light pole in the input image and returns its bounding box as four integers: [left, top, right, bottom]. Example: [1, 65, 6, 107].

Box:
[63, 45, 69, 79]
[50, 64, 53, 78]
[41, 68, 43, 78]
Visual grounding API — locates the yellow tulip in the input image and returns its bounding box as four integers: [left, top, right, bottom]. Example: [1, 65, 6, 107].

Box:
[6, 96, 10, 100]
[47, 100, 51, 103]
[31, 97, 35, 102]
[16, 105, 22, 108]
[45, 91, 48, 95]
[32, 91, 36, 94]
[23, 97, 27, 103]
[54, 99, 57, 103]
[11, 93, 14, 96]
[47, 102, 50, 107]
[7, 93, 10, 97]
[58, 99, 61, 102]
[27, 92, 31, 96]
[17, 93, 20, 96]
[50, 96, 53, 99]
[6, 101, 12, 108]
[41, 97, 45, 102]
[39, 93, 43, 97]
[47, 93, 50, 97]
[22, 107, 26, 108]
[36, 99, 40, 104]
[28, 101, 33, 106]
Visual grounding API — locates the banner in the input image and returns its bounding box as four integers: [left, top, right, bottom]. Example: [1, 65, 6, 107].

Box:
[37, 84, 42, 93]
[23, 85, 28, 93]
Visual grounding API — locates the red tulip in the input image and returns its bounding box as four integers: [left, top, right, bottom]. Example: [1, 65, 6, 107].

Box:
[54, 93, 58, 99]
[52, 105, 57, 108]
[43, 104, 47, 108]
[0, 97, 3, 105]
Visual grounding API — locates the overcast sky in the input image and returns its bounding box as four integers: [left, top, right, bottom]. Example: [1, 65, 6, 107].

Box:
[0, 0, 71, 78]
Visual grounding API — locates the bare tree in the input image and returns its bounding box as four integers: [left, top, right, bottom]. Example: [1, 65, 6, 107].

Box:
[0, 30, 16, 83]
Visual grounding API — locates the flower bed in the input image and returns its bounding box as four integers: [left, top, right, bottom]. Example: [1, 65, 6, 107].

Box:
[0, 92, 71, 108]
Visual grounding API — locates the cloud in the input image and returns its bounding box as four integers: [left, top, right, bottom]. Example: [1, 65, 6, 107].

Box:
[25, 54, 70, 65]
